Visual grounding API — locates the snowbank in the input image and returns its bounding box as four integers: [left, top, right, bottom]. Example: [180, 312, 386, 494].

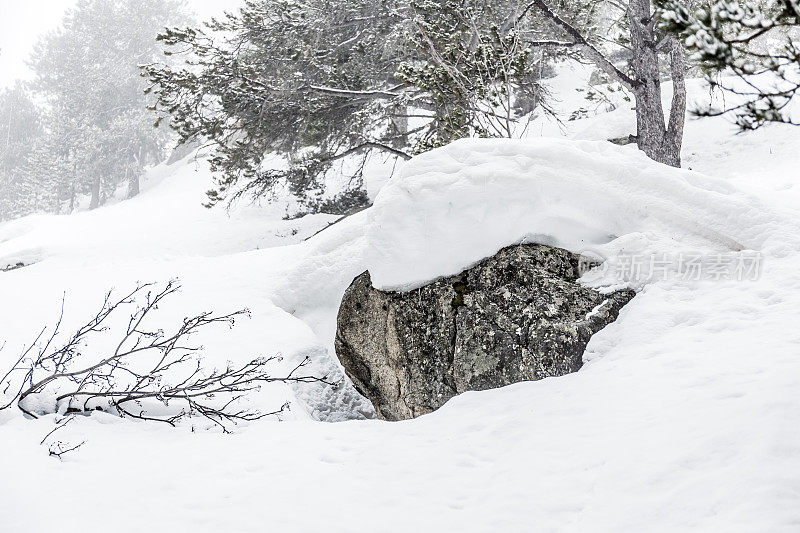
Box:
[365, 137, 778, 291]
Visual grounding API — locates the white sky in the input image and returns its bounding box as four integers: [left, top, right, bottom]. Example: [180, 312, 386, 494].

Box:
[0, 0, 241, 89]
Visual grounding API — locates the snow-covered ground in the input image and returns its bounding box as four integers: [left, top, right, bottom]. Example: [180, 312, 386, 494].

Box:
[1, 66, 799, 532]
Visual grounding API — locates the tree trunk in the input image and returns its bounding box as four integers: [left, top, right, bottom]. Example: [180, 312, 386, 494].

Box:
[390, 107, 409, 149]
[128, 147, 142, 199]
[665, 38, 686, 161]
[628, 0, 683, 167]
[89, 177, 101, 209]
[127, 168, 139, 198]
[69, 162, 77, 213]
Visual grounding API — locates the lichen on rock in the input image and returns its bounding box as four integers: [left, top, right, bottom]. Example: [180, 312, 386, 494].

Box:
[335, 244, 635, 421]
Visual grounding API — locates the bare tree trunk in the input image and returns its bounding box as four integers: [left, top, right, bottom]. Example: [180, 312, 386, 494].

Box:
[665, 38, 686, 161]
[89, 177, 101, 209]
[69, 162, 77, 213]
[128, 148, 141, 199]
[628, 0, 684, 167]
[390, 106, 409, 149]
[127, 167, 140, 198]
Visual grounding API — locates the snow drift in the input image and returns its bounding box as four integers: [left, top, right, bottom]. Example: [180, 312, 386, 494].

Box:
[365, 137, 779, 291]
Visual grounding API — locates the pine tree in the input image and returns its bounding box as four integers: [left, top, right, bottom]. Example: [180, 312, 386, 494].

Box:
[24, 0, 187, 212]
[0, 85, 45, 220]
[145, 0, 554, 209]
[398, 0, 551, 149]
[145, 0, 411, 209]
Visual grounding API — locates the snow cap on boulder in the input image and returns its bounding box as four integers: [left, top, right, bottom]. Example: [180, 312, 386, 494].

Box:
[365, 137, 775, 291]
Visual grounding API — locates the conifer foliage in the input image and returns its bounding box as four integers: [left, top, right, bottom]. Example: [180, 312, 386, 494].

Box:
[398, 0, 551, 149]
[144, 0, 552, 208]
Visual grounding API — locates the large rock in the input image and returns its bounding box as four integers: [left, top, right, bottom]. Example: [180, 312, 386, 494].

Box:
[335, 244, 635, 420]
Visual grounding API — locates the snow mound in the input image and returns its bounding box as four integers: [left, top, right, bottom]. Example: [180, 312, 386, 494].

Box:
[365, 137, 780, 291]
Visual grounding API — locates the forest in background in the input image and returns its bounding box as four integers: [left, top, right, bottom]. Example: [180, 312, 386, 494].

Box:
[1, 0, 797, 221]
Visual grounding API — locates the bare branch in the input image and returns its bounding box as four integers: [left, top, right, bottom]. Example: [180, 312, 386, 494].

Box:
[305, 84, 406, 100]
[322, 141, 412, 163]
[524, 39, 579, 48]
[0, 282, 328, 433]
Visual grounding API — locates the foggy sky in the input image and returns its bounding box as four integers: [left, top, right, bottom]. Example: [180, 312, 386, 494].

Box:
[0, 0, 243, 89]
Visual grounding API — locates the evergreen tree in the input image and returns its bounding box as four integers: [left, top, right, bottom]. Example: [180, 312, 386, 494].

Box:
[25, 0, 186, 212]
[144, 0, 553, 209]
[398, 0, 552, 149]
[0, 85, 41, 174]
[0, 85, 45, 220]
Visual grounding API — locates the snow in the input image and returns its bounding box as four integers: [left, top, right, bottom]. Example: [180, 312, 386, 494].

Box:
[364, 136, 780, 291]
[0, 158, 339, 269]
[2, 64, 800, 532]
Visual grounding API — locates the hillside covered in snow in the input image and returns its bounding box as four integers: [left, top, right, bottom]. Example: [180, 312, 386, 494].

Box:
[1, 60, 799, 532]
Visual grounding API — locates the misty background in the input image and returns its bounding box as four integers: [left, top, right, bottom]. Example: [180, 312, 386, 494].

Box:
[0, 0, 237, 87]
